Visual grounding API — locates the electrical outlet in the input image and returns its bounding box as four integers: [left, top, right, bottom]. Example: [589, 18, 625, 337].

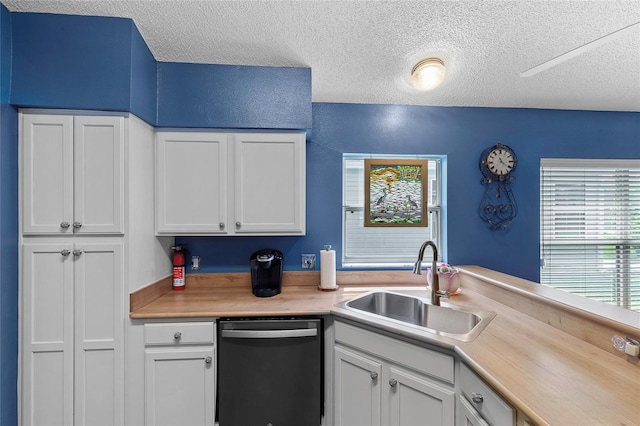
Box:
[302, 254, 316, 269]
[191, 255, 201, 270]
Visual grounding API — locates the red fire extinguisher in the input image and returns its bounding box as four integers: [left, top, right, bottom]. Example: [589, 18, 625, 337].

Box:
[172, 246, 186, 291]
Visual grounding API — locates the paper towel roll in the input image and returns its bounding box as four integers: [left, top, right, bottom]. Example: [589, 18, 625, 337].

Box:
[320, 249, 337, 289]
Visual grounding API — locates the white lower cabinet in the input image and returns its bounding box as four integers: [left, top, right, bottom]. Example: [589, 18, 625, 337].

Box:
[458, 396, 490, 426]
[334, 346, 382, 425]
[21, 241, 124, 426]
[457, 363, 515, 426]
[334, 321, 455, 426]
[143, 322, 216, 426]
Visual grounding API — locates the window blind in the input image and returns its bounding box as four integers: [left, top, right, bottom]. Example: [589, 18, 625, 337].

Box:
[540, 159, 640, 312]
[342, 156, 441, 267]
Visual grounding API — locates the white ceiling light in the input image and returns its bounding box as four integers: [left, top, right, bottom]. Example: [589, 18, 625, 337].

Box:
[411, 58, 446, 91]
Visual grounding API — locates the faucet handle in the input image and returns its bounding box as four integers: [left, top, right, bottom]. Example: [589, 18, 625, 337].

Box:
[435, 290, 450, 299]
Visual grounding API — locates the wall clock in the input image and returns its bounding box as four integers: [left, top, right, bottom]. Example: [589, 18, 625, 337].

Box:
[478, 143, 518, 230]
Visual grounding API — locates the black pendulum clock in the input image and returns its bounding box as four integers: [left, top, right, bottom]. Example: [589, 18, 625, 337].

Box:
[478, 143, 518, 230]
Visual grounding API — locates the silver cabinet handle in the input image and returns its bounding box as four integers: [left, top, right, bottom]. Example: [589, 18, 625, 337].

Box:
[61, 249, 71, 256]
[219, 222, 225, 229]
[221, 328, 317, 339]
[72, 250, 82, 257]
[389, 378, 398, 388]
[60, 222, 71, 229]
[174, 332, 182, 340]
[370, 371, 378, 380]
[73, 222, 82, 229]
[471, 393, 484, 404]
[205, 356, 212, 365]
[235, 221, 241, 228]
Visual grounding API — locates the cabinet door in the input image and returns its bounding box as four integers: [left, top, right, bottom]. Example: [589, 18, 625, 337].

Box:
[334, 346, 382, 426]
[74, 243, 124, 426]
[22, 243, 75, 426]
[386, 366, 455, 426]
[145, 347, 216, 426]
[22, 114, 74, 235]
[234, 133, 305, 234]
[73, 116, 124, 234]
[156, 132, 228, 234]
[458, 396, 491, 426]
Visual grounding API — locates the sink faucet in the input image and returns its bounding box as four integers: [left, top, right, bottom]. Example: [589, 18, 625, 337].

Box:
[412, 241, 450, 306]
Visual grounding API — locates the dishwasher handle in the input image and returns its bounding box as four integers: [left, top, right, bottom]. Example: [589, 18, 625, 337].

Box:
[221, 328, 317, 339]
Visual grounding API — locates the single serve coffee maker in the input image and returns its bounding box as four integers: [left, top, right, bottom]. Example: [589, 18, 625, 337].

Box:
[250, 249, 283, 297]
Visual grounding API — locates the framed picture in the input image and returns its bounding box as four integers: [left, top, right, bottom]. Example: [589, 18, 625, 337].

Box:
[364, 158, 428, 227]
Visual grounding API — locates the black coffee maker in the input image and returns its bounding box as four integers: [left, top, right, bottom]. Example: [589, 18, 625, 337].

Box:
[250, 249, 284, 297]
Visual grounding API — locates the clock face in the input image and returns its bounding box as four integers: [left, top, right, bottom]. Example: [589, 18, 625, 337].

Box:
[486, 147, 515, 176]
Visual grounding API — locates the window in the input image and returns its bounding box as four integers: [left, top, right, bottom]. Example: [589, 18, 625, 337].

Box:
[540, 159, 640, 312]
[342, 154, 442, 267]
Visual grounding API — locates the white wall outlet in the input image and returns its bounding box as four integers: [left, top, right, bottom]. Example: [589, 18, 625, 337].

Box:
[191, 255, 200, 270]
[302, 254, 316, 269]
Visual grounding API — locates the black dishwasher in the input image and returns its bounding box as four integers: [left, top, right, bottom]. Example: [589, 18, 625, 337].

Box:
[217, 317, 323, 426]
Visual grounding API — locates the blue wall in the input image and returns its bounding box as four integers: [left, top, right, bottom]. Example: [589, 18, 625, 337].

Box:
[11, 13, 134, 112]
[179, 104, 640, 281]
[0, 4, 18, 426]
[129, 23, 157, 125]
[157, 62, 311, 129]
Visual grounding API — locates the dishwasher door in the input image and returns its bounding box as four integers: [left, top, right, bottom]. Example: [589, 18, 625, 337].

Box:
[217, 317, 322, 426]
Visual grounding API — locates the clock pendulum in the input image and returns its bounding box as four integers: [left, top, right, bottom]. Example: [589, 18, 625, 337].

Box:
[478, 143, 518, 230]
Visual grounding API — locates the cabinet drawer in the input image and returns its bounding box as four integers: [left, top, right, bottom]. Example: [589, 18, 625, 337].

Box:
[460, 363, 514, 426]
[144, 322, 214, 346]
[334, 320, 454, 384]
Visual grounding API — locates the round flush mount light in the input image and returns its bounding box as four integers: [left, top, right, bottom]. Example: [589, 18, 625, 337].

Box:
[410, 58, 446, 91]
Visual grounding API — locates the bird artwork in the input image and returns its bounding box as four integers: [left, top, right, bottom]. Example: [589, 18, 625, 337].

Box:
[376, 188, 388, 205]
[407, 195, 418, 210]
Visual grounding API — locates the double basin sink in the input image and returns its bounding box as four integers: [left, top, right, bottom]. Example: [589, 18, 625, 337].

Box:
[336, 290, 495, 342]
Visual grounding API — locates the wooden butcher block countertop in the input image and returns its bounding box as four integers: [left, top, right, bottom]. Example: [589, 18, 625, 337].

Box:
[130, 267, 640, 426]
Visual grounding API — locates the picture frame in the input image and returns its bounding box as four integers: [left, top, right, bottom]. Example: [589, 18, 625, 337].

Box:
[364, 158, 428, 227]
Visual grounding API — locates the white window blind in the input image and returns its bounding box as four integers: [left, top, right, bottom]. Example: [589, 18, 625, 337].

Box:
[540, 159, 640, 312]
[343, 155, 441, 268]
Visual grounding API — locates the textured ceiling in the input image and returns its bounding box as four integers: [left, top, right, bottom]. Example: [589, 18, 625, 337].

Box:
[2, 0, 640, 112]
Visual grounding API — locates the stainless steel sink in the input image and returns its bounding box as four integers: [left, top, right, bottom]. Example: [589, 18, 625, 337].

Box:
[336, 290, 495, 341]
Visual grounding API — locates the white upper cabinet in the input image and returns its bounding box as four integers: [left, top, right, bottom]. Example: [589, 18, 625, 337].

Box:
[22, 113, 124, 235]
[155, 132, 228, 234]
[233, 133, 305, 234]
[155, 131, 305, 236]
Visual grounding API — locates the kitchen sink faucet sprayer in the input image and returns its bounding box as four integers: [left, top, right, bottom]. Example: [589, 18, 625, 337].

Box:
[412, 241, 450, 306]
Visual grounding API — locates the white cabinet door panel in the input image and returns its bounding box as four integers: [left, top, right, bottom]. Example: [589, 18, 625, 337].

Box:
[145, 348, 216, 426]
[156, 132, 228, 234]
[22, 244, 74, 426]
[334, 346, 382, 426]
[22, 114, 73, 235]
[74, 243, 124, 426]
[387, 366, 455, 426]
[234, 133, 305, 234]
[73, 116, 124, 234]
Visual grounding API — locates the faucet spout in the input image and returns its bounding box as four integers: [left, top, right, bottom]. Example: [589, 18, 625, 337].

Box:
[412, 241, 448, 306]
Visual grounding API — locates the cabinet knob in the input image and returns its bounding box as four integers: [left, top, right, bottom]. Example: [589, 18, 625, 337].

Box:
[389, 378, 398, 388]
[235, 221, 241, 228]
[471, 393, 484, 404]
[174, 332, 182, 340]
[370, 371, 378, 380]
[72, 249, 82, 257]
[73, 222, 82, 229]
[205, 356, 212, 365]
[60, 249, 71, 257]
[219, 222, 225, 229]
[60, 222, 71, 229]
